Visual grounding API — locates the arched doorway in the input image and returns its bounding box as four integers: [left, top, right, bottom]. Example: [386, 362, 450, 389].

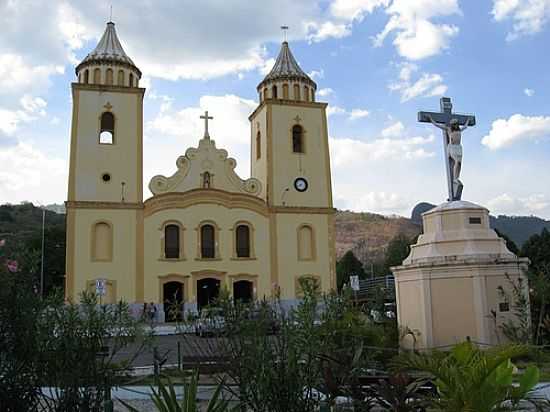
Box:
[197, 278, 220, 311]
[163, 281, 183, 322]
[233, 280, 253, 304]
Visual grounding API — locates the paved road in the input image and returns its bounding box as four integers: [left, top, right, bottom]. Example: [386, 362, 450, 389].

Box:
[113, 333, 226, 368]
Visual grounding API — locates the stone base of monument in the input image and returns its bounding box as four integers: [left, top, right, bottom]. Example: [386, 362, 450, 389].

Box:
[392, 200, 529, 350]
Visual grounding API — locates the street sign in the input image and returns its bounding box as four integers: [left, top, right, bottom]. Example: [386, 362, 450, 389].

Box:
[350, 275, 360, 291]
[96, 278, 106, 297]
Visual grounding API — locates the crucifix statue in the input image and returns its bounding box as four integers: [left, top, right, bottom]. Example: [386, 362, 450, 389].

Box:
[418, 97, 476, 201]
[200, 110, 213, 139]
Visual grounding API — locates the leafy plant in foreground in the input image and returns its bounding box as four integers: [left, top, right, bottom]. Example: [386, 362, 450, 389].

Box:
[120, 370, 233, 412]
[393, 341, 548, 411]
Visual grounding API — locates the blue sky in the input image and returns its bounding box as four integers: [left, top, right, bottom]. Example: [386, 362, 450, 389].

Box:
[1, 0, 550, 218]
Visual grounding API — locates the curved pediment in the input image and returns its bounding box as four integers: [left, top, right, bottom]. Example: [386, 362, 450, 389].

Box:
[148, 137, 262, 197]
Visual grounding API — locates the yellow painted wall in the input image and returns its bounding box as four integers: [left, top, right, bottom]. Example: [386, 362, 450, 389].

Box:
[269, 103, 332, 208]
[274, 213, 334, 298]
[70, 208, 138, 302]
[143, 204, 271, 303]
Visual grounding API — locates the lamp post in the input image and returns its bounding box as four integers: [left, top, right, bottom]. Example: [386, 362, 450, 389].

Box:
[35, 201, 46, 297]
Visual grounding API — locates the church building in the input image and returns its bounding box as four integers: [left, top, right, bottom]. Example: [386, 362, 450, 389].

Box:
[65, 22, 336, 317]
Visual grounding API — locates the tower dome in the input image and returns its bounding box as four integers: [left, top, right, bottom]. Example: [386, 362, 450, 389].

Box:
[257, 41, 317, 102]
[75, 21, 141, 88]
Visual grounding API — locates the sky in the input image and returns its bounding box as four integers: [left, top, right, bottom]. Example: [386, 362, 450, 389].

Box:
[1, 0, 550, 218]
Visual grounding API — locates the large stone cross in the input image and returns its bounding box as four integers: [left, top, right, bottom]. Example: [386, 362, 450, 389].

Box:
[200, 110, 213, 139]
[418, 97, 476, 202]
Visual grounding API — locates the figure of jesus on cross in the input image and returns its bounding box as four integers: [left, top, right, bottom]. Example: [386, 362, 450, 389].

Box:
[418, 97, 476, 202]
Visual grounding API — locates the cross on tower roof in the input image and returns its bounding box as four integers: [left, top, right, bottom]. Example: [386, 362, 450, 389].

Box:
[200, 110, 213, 139]
[281, 25, 289, 42]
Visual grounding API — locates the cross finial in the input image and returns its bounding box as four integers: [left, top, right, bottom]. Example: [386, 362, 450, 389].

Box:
[109, 5, 113, 22]
[200, 110, 214, 139]
[281, 25, 289, 42]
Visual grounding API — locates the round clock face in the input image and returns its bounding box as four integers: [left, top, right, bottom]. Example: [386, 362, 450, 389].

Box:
[294, 177, 309, 192]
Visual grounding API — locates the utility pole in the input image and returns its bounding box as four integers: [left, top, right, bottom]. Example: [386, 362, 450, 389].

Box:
[37, 202, 46, 297]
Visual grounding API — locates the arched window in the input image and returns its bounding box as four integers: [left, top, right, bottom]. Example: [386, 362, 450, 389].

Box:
[236, 225, 250, 258]
[201, 224, 215, 258]
[92, 222, 112, 261]
[99, 112, 115, 144]
[105, 68, 113, 85]
[84, 69, 89, 84]
[129, 73, 134, 87]
[93, 68, 101, 84]
[298, 225, 314, 260]
[293, 84, 301, 100]
[164, 224, 180, 259]
[272, 85, 278, 99]
[263, 87, 268, 100]
[304, 86, 309, 102]
[311, 89, 315, 102]
[256, 131, 261, 159]
[283, 84, 289, 99]
[117, 70, 125, 86]
[292, 125, 304, 153]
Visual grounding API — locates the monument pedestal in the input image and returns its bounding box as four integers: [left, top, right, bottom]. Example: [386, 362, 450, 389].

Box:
[392, 201, 529, 350]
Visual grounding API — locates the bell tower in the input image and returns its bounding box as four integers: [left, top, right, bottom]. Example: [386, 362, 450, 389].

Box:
[249, 40, 336, 300]
[249, 41, 332, 208]
[65, 21, 145, 303]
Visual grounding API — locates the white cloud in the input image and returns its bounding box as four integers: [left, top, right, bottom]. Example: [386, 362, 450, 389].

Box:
[492, 0, 550, 40]
[381, 121, 405, 137]
[481, 114, 550, 149]
[327, 106, 347, 116]
[308, 69, 325, 79]
[317, 88, 334, 97]
[19, 95, 47, 116]
[0, 1, 367, 85]
[341, 190, 410, 215]
[330, 134, 435, 166]
[0, 54, 63, 96]
[487, 193, 550, 215]
[0, 142, 66, 204]
[330, 0, 390, 21]
[373, 0, 461, 60]
[348, 109, 370, 120]
[306, 21, 351, 43]
[0, 96, 48, 136]
[389, 63, 447, 102]
[524, 88, 535, 97]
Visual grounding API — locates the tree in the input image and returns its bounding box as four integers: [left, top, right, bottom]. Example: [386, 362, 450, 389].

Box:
[336, 250, 366, 291]
[384, 234, 415, 274]
[522, 228, 550, 272]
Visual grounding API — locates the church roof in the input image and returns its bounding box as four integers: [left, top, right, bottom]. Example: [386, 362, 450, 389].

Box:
[76, 22, 141, 76]
[258, 41, 316, 90]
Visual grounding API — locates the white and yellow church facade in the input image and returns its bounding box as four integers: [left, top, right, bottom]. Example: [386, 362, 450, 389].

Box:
[65, 22, 336, 316]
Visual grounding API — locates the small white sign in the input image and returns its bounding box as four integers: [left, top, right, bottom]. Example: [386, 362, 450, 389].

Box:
[350, 275, 360, 291]
[96, 278, 106, 296]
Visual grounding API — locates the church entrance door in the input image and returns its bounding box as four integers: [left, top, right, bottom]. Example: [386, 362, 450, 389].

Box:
[197, 278, 220, 312]
[233, 280, 253, 304]
[163, 281, 183, 322]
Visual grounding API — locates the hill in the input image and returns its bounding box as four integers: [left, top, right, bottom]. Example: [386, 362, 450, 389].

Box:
[335, 210, 421, 268]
